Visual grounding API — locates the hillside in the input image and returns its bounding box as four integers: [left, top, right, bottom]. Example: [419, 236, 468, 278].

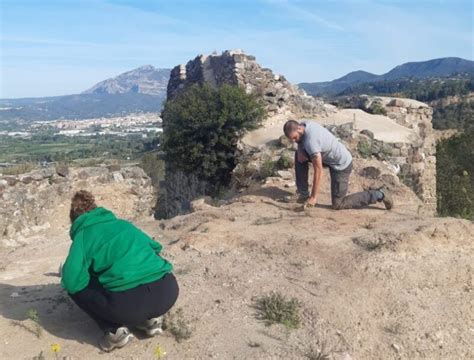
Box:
[299, 57, 474, 96]
[82, 65, 170, 96]
[0, 66, 170, 122]
[0, 165, 472, 359]
[0, 93, 165, 122]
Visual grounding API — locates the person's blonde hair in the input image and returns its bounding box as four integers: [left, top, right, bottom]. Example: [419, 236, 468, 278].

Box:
[69, 190, 97, 223]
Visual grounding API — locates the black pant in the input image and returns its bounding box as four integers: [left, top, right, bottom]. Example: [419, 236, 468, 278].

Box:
[329, 162, 378, 209]
[295, 154, 379, 210]
[70, 273, 179, 332]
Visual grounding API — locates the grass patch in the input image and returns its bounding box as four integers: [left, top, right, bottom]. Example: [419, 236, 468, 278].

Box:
[357, 140, 372, 159]
[254, 292, 300, 329]
[259, 156, 277, 179]
[305, 346, 331, 360]
[26, 308, 42, 338]
[163, 308, 192, 343]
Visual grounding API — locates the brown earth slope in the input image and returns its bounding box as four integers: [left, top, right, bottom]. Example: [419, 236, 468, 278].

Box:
[0, 174, 473, 359]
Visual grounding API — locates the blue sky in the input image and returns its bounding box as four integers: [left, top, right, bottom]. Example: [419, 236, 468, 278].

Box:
[1, 0, 473, 98]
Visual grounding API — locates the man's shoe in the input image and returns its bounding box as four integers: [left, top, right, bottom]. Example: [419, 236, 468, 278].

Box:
[380, 188, 394, 210]
[280, 193, 309, 204]
[99, 327, 134, 352]
[136, 316, 164, 337]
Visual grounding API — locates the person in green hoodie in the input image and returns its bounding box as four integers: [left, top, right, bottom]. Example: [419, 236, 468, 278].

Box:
[61, 190, 179, 352]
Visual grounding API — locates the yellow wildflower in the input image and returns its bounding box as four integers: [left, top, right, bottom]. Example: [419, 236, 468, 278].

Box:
[51, 343, 61, 353]
[154, 345, 166, 359]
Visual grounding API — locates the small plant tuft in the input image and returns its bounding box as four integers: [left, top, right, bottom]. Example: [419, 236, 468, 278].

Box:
[163, 308, 192, 343]
[26, 308, 42, 338]
[276, 152, 293, 170]
[259, 156, 277, 179]
[305, 345, 331, 360]
[357, 140, 372, 159]
[254, 292, 300, 329]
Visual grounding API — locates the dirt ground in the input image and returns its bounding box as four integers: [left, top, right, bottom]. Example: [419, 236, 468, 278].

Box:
[0, 173, 473, 359]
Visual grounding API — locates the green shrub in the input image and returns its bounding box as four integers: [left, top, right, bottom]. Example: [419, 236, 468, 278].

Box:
[276, 152, 293, 170]
[437, 131, 473, 220]
[369, 100, 387, 115]
[139, 152, 165, 187]
[357, 140, 372, 159]
[161, 84, 265, 195]
[254, 292, 300, 329]
[163, 308, 192, 343]
[259, 156, 277, 179]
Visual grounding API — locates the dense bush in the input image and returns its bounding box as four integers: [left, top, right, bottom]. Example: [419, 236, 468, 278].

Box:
[161, 84, 265, 194]
[436, 131, 473, 220]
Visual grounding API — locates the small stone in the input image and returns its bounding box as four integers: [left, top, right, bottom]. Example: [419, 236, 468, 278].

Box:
[20, 176, 34, 184]
[0, 179, 8, 191]
[340, 353, 352, 360]
[2, 176, 18, 186]
[56, 164, 69, 177]
[388, 99, 406, 107]
[112, 172, 124, 182]
[10, 292, 20, 297]
[360, 129, 375, 139]
[107, 164, 121, 172]
[360, 166, 381, 179]
[391, 343, 401, 353]
[276, 170, 293, 180]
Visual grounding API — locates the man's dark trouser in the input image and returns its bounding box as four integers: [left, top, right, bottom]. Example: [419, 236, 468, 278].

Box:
[295, 154, 379, 209]
[69, 273, 179, 333]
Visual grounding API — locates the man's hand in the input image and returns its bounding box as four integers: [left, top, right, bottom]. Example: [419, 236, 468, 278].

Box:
[306, 196, 317, 206]
[297, 149, 308, 163]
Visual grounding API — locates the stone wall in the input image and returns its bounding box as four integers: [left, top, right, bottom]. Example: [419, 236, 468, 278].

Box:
[329, 97, 437, 212]
[383, 98, 436, 212]
[0, 165, 156, 246]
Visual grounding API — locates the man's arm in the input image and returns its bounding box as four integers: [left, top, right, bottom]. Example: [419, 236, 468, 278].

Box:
[307, 153, 323, 206]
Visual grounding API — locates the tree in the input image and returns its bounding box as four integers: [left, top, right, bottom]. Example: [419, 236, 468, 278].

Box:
[436, 131, 474, 220]
[161, 83, 265, 194]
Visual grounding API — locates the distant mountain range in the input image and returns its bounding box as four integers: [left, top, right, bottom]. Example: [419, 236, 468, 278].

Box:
[299, 57, 474, 96]
[2, 57, 473, 122]
[0, 66, 171, 121]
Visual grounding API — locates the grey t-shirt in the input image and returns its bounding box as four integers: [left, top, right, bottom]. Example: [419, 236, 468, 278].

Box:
[300, 121, 352, 171]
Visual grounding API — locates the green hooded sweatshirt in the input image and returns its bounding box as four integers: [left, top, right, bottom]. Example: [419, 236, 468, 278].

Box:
[61, 207, 172, 294]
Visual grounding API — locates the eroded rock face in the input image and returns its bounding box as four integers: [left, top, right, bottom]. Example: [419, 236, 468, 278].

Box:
[0, 166, 156, 246]
[167, 50, 328, 117]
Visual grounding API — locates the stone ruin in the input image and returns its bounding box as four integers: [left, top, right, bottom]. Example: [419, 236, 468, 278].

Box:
[158, 50, 437, 218]
[167, 49, 329, 117]
[0, 165, 155, 246]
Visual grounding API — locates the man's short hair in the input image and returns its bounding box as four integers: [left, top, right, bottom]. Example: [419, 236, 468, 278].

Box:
[283, 120, 300, 137]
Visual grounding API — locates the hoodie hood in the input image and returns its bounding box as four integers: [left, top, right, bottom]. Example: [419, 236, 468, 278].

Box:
[70, 207, 117, 240]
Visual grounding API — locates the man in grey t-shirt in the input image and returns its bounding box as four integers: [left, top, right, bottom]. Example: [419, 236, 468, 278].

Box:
[283, 120, 393, 210]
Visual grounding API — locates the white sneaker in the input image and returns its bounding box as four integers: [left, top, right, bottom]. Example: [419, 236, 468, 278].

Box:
[136, 316, 164, 337]
[99, 327, 134, 352]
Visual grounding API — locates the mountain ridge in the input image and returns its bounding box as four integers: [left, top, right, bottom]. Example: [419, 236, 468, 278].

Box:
[0, 66, 171, 121]
[299, 57, 474, 96]
[82, 65, 171, 96]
